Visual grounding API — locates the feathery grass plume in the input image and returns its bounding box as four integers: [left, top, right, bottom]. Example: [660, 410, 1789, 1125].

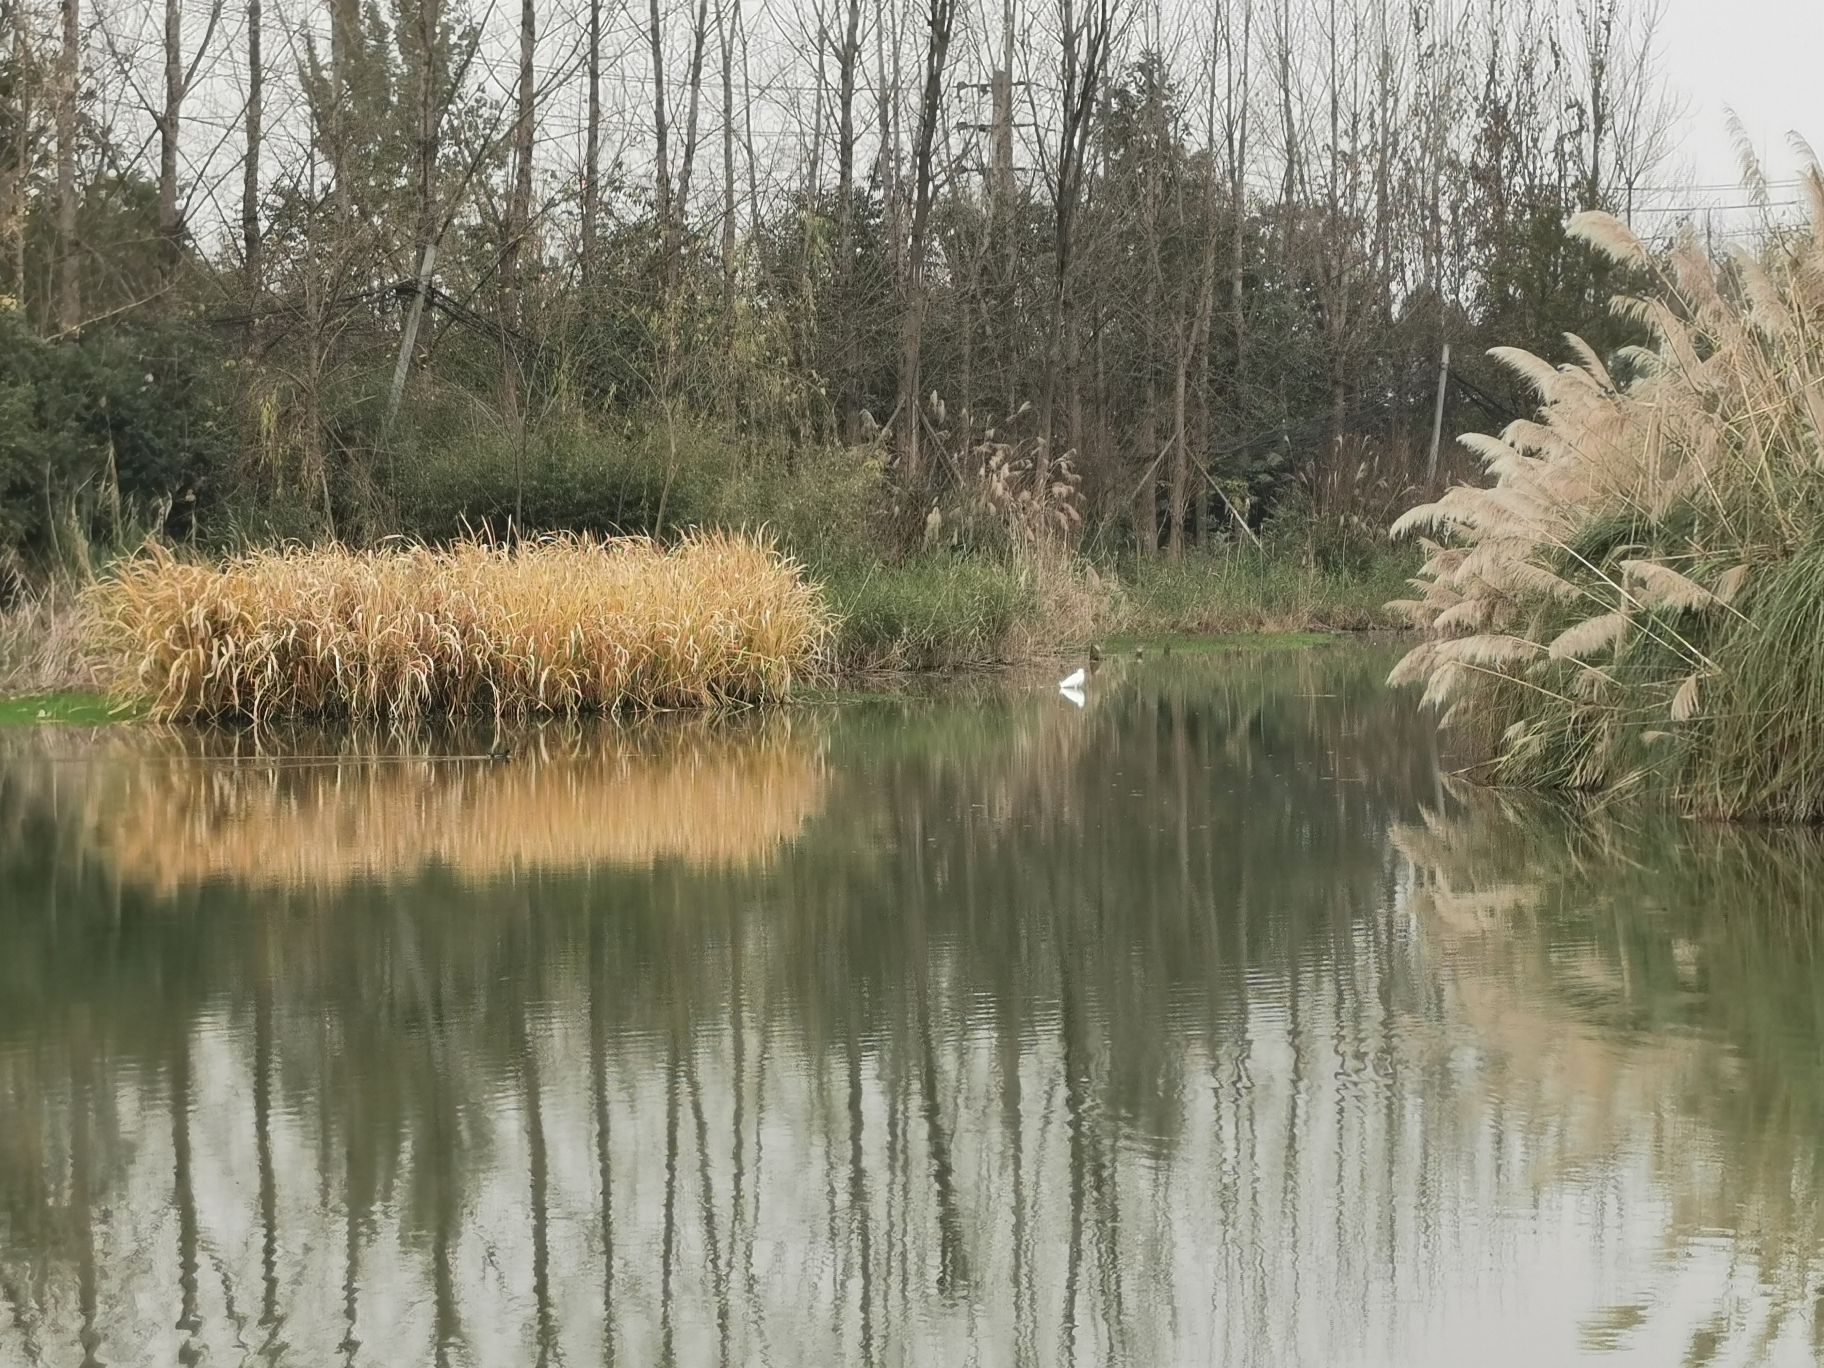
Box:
[1388, 138, 1824, 819]
[86, 531, 836, 725]
[1548, 611, 1631, 660]
[1568, 211, 1650, 270]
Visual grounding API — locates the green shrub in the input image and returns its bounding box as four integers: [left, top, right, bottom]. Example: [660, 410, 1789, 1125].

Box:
[1118, 545, 1412, 636]
[0, 306, 233, 562]
[819, 555, 1034, 672]
[390, 406, 695, 540]
[389, 397, 890, 562]
[703, 441, 890, 564]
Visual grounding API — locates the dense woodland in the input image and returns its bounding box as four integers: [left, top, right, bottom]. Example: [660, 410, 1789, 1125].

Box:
[0, 0, 1678, 566]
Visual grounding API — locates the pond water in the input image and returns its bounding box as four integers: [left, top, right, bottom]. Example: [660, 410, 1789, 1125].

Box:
[3, 644, 1824, 1367]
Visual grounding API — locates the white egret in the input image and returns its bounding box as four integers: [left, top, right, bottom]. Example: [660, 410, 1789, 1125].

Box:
[1058, 667, 1086, 690]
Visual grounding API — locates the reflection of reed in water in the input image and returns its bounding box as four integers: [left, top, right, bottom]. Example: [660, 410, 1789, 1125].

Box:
[25, 718, 829, 891]
[1397, 787, 1824, 1360]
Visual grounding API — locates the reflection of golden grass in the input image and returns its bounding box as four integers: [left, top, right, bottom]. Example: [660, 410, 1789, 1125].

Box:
[37, 720, 828, 891]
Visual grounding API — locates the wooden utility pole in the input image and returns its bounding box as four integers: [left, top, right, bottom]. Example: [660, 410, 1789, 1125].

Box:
[990, 10, 1014, 213]
[1426, 340, 1450, 486]
[385, 240, 437, 428]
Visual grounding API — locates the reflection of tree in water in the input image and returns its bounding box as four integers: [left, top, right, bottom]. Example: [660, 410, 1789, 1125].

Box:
[1397, 789, 1824, 1363]
[10, 647, 1810, 1363]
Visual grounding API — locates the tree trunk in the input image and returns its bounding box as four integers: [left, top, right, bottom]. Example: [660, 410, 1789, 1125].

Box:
[160, 0, 183, 284]
[582, 0, 602, 285]
[897, 0, 955, 488]
[832, 0, 862, 436]
[385, 0, 444, 430]
[738, 0, 758, 219]
[502, 0, 534, 416]
[673, 0, 711, 284]
[1168, 343, 1189, 558]
[648, 0, 672, 274]
[835, 0, 860, 200]
[411, 0, 441, 280]
[55, 0, 78, 333]
[1041, 0, 1112, 484]
[242, 0, 262, 307]
[1227, 0, 1251, 373]
[5, 3, 31, 294]
[718, 0, 737, 422]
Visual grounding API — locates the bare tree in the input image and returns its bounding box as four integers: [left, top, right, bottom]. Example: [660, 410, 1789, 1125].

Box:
[55, 0, 78, 333]
[582, 0, 602, 282]
[242, 0, 262, 305]
[897, 0, 956, 486]
[1040, 0, 1115, 473]
[718, 0, 737, 362]
[834, 0, 862, 202]
[648, 0, 672, 250]
[502, 0, 536, 415]
[671, 0, 711, 289]
[2, 0, 34, 293]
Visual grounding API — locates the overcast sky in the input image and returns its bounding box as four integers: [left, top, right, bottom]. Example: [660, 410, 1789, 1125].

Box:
[1656, 0, 1824, 189]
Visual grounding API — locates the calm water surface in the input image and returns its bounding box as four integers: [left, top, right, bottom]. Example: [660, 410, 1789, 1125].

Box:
[3, 645, 1824, 1367]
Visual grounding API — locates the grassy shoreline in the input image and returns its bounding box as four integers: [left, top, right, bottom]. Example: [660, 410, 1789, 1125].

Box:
[823, 545, 1412, 674]
[1, 542, 1409, 726]
[0, 693, 129, 726]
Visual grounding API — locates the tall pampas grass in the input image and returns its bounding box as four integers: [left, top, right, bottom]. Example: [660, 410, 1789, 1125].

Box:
[88, 531, 835, 725]
[1391, 144, 1824, 820]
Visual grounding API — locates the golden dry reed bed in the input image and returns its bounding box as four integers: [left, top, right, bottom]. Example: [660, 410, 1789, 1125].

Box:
[87, 531, 835, 724]
[1390, 148, 1824, 819]
[10, 719, 828, 892]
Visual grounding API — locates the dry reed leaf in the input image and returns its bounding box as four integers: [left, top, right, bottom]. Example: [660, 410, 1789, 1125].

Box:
[1562, 333, 1617, 392]
[1390, 501, 1450, 539]
[1433, 634, 1540, 668]
[1715, 564, 1751, 604]
[1386, 640, 1438, 689]
[1567, 210, 1649, 268]
[1731, 249, 1796, 340]
[1671, 673, 1703, 723]
[1489, 346, 1563, 399]
[1548, 611, 1631, 660]
[1618, 559, 1720, 611]
[1434, 597, 1496, 632]
[1420, 660, 1465, 709]
[1497, 559, 1583, 603]
[1461, 432, 1522, 467]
